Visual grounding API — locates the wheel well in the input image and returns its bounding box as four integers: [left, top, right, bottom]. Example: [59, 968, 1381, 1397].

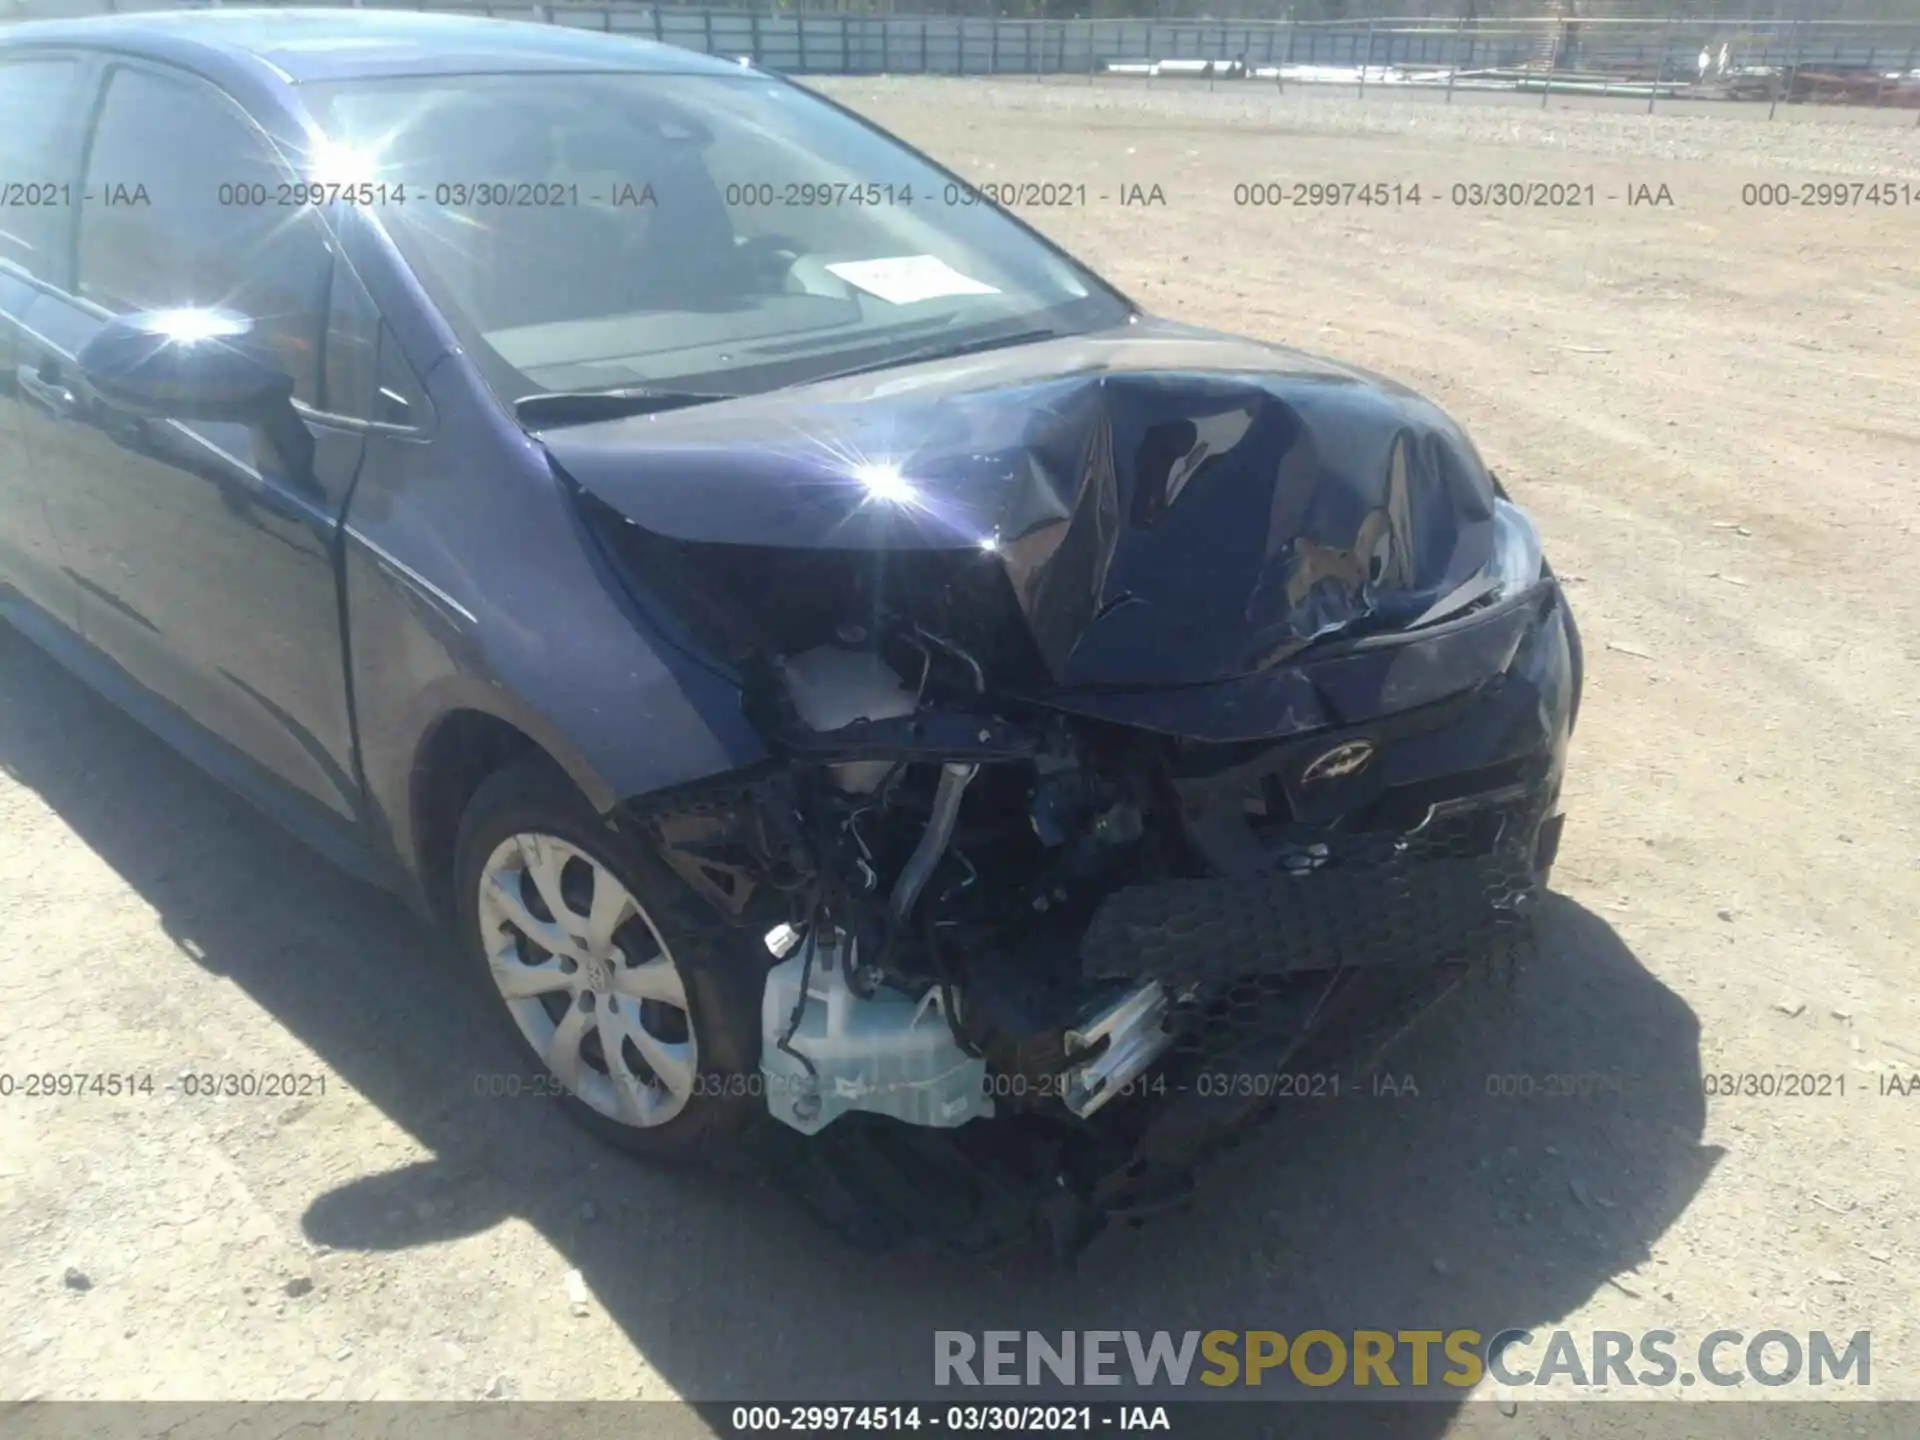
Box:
[411, 711, 547, 925]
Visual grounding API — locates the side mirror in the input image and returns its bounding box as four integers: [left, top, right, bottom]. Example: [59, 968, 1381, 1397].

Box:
[77, 308, 294, 425]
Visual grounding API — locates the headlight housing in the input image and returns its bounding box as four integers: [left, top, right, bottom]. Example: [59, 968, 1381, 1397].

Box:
[1486, 496, 1545, 594]
[1411, 498, 1545, 628]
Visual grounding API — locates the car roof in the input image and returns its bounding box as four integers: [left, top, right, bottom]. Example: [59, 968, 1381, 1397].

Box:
[0, 6, 751, 84]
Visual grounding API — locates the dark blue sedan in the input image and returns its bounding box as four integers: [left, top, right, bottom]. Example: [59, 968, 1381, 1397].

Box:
[0, 9, 1580, 1257]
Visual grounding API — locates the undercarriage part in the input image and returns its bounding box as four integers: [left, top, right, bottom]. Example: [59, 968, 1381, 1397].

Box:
[757, 1111, 1070, 1258]
[1058, 981, 1174, 1119]
[629, 771, 813, 924]
[1048, 959, 1484, 1258]
[889, 761, 978, 926]
[759, 928, 995, 1135]
[757, 953, 1490, 1265]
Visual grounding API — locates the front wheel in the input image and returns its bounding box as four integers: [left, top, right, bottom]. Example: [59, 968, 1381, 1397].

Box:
[451, 754, 766, 1160]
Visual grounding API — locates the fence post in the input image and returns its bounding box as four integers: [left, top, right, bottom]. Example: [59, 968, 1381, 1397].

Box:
[1913, 30, 1920, 124]
[1648, 17, 1666, 115]
[958, 19, 966, 77]
[703, 10, 713, 54]
[1359, 18, 1373, 97]
[1447, 14, 1462, 102]
[750, 10, 761, 64]
[1770, 14, 1801, 122]
[651, 5, 662, 43]
[798, 17, 807, 74]
[1543, 17, 1559, 108]
[921, 18, 928, 76]
[881, 17, 889, 74]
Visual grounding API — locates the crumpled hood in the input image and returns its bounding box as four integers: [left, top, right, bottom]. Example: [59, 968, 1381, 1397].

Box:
[539, 317, 1503, 688]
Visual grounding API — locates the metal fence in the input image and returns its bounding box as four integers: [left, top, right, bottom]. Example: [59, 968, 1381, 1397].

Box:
[579, 11, 1920, 75]
[7, 0, 1920, 100]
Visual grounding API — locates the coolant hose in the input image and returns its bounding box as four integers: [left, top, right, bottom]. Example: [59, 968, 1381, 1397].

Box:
[888, 761, 978, 925]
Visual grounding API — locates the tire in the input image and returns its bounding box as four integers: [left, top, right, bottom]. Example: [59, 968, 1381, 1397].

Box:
[451, 752, 768, 1162]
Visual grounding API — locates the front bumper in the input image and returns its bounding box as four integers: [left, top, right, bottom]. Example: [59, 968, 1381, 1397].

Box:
[1035, 583, 1577, 1242]
[769, 583, 1580, 1262]
[1081, 579, 1575, 1070]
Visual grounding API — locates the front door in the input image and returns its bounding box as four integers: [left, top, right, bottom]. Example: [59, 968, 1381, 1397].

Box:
[17, 59, 368, 823]
[0, 51, 87, 633]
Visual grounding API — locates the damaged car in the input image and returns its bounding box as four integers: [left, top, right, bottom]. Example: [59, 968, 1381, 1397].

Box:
[0, 10, 1581, 1259]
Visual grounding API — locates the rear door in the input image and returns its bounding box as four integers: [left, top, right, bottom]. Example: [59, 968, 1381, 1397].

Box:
[0, 50, 88, 631]
[17, 58, 370, 824]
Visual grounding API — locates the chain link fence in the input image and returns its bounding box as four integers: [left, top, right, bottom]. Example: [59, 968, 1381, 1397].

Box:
[6, 0, 1920, 118]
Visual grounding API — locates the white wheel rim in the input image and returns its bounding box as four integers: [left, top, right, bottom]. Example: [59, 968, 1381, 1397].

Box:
[477, 833, 697, 1128]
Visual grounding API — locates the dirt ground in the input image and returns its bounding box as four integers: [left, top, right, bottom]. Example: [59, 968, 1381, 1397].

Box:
[2, 78, 1917, 1427]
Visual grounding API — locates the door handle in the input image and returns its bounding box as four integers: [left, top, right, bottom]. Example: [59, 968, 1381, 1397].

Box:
[16, 364, 77, 420]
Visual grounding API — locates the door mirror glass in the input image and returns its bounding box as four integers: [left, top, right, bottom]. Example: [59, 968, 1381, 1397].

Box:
[77, 308, 295, 424]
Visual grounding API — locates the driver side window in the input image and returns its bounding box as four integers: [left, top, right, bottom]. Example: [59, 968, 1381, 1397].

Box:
[76, 65, 332, 405]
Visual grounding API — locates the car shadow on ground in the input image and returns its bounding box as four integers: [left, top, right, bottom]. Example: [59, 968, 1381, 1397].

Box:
[0, 629, 1718, 1430]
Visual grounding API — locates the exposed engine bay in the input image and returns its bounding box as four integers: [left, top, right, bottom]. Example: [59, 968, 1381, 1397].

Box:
[549, 322, 1583, 1258]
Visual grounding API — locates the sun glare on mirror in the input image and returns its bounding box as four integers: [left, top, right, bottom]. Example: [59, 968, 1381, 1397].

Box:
[142, 309, 250, 343]
[308, 137, 385, 187]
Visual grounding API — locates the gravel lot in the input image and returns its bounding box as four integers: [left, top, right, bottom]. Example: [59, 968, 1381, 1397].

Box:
[2, 77, 1917, 1429]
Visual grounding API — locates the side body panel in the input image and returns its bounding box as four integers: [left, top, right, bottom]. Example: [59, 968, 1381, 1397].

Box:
[339, 217, 769, 893]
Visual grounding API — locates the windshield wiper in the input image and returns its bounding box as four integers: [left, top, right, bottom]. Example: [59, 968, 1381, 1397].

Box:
[514, 388, 737, 428]
[805, 326, 1062, 386]
[513, 327, 1059, 424]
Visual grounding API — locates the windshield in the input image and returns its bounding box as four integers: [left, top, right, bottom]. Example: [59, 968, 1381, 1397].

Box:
[302, 70, 1131, 407]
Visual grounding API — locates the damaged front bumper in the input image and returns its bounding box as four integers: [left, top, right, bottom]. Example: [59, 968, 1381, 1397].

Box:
[550, 317, 1588, 1262]
[756, 578, 1579, 1261]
